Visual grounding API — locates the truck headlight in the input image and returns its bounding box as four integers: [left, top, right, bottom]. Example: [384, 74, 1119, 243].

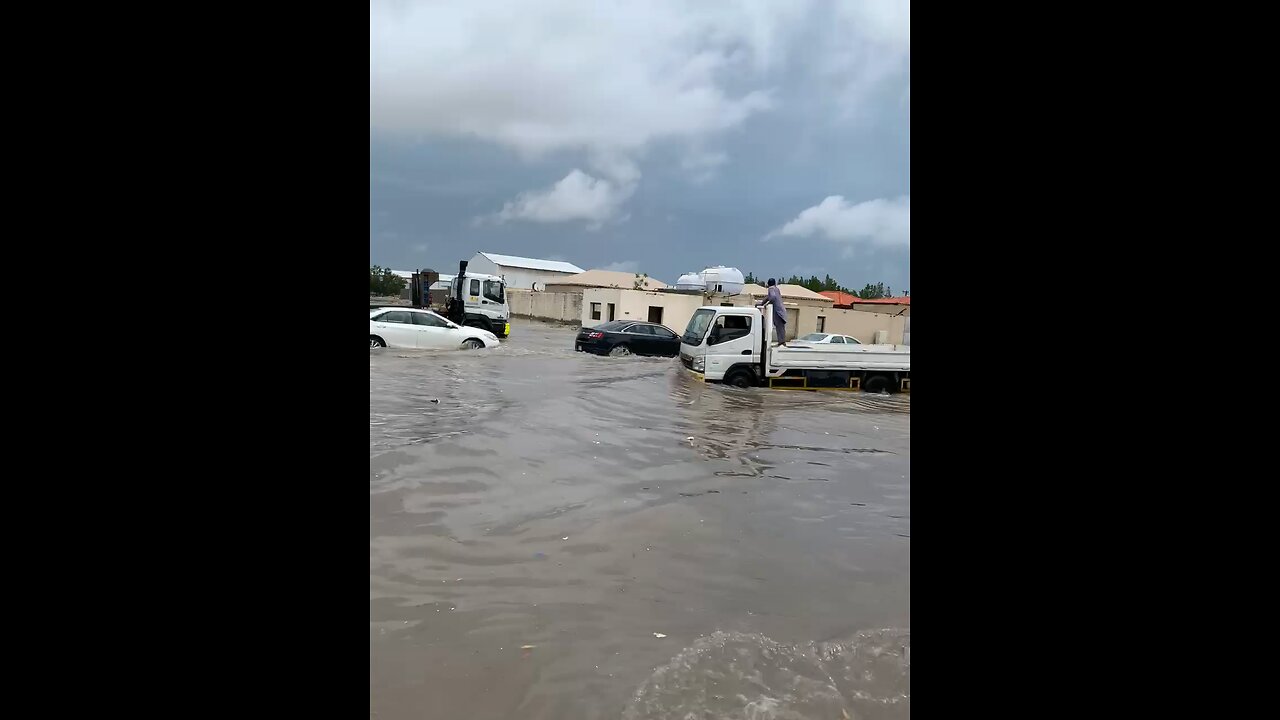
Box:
[692, 355, 705, 371]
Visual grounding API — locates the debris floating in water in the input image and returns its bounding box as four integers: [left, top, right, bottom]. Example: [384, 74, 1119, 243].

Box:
[520, 645, 536, 650]
[653, 632, 667, 638]
[562, 536, 569, 540]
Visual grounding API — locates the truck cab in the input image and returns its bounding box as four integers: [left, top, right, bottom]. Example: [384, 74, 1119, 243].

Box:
[447, 271, 510, 338]
[680, 305, 910, 392]
[679, 306, 761, 384]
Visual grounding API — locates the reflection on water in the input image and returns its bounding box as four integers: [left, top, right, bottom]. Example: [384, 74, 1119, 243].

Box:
[370, 320, 910, 720]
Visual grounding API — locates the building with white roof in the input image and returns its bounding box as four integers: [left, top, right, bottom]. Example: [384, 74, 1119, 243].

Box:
[467, 252, 585, 290]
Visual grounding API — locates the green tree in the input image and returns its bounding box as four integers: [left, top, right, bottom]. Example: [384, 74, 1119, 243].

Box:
[743, 271, 760, 285]
[857, 282, 888, 299]
[370, 265, 407, 296]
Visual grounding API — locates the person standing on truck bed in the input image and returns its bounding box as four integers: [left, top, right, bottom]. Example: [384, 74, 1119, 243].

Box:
[756, 278, 787, 345]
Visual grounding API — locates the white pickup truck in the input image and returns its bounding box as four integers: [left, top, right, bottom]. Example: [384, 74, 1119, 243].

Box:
[678, 305, 910, 393]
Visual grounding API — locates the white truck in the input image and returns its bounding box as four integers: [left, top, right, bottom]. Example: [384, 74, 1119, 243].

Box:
[444, 260, 511, 339]
[679, 305, 910, 393]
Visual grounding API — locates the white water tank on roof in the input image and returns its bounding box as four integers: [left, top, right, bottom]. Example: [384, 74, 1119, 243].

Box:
[675, 272, 706, 291]
[699, 266, 744, 296]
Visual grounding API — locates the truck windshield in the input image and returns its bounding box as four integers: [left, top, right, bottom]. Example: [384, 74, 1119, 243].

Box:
[683, 308, 715, 345]
[483, 280, 504, 303]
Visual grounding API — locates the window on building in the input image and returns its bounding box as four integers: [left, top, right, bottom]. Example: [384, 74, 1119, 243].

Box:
[816, 316, 825, 332]
[648, 306, 663, 323]
[590, 302, 602, 320]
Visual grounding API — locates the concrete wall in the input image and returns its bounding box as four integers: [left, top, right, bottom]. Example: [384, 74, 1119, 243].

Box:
[505, 289, 582, 323]
[582, 288, 705, 333]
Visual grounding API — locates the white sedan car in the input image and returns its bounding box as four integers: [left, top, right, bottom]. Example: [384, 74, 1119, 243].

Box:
[370, 308, 500, 350]
[794, 332, 862, 345]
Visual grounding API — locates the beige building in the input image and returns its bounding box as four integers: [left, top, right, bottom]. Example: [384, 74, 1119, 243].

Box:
[581, 287, 705, 331]
[544, 269, 667, 294]
[733, 284, 908, 344]
[720, 284, 832, 341]
[578, 284, 907, 344]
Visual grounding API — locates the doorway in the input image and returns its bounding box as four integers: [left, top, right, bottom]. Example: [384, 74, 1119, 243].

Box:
[607, 303, 616, 321]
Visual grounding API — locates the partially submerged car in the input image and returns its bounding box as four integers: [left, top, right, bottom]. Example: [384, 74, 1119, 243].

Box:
[575, 320, 681, 357]
[370, 308, 500, 350]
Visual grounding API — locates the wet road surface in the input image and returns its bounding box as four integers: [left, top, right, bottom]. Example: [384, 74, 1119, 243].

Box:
[370, 319, 910, 719]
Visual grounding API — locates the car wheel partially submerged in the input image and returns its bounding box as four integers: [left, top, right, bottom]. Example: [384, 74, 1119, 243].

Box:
[461, 338, 485, 350]
[609, 345, 631, 357]
[370, 336, 386, 348]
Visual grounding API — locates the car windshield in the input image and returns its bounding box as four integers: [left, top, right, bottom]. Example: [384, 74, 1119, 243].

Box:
[800, 333, 830, 342]
[683, 309, 716, 345]
[483, 280, 504, 303]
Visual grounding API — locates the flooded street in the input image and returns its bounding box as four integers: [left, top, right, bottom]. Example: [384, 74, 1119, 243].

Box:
[370, 319, 910, 719]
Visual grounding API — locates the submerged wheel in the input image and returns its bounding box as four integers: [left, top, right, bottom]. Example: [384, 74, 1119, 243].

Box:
[370, 336, 386, 349]
[863, 374, 892, 393]
[609, 345, 631, 357]
[461, 338, 485, 350]
[725, 369, 753, 388]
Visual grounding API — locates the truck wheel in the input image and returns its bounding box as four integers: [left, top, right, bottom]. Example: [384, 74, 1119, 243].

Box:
[726, 369, 753, 388]
[863, 374, 892, 393]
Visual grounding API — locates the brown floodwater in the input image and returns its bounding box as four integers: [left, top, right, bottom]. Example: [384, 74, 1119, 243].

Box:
[370, 319, 910, 719]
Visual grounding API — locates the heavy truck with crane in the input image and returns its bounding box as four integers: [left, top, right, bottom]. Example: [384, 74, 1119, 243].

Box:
[375, 261, 512, 339]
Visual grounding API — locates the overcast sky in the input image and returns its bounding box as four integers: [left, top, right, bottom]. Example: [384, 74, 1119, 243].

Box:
[371, 0, 909, 292]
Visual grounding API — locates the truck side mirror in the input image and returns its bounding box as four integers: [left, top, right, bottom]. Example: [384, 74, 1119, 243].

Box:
[709, 326, 722, 342]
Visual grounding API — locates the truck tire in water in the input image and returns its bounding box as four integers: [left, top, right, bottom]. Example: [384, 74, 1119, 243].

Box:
[726, 369, 753, 388]
[863, 374, 892, 393]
